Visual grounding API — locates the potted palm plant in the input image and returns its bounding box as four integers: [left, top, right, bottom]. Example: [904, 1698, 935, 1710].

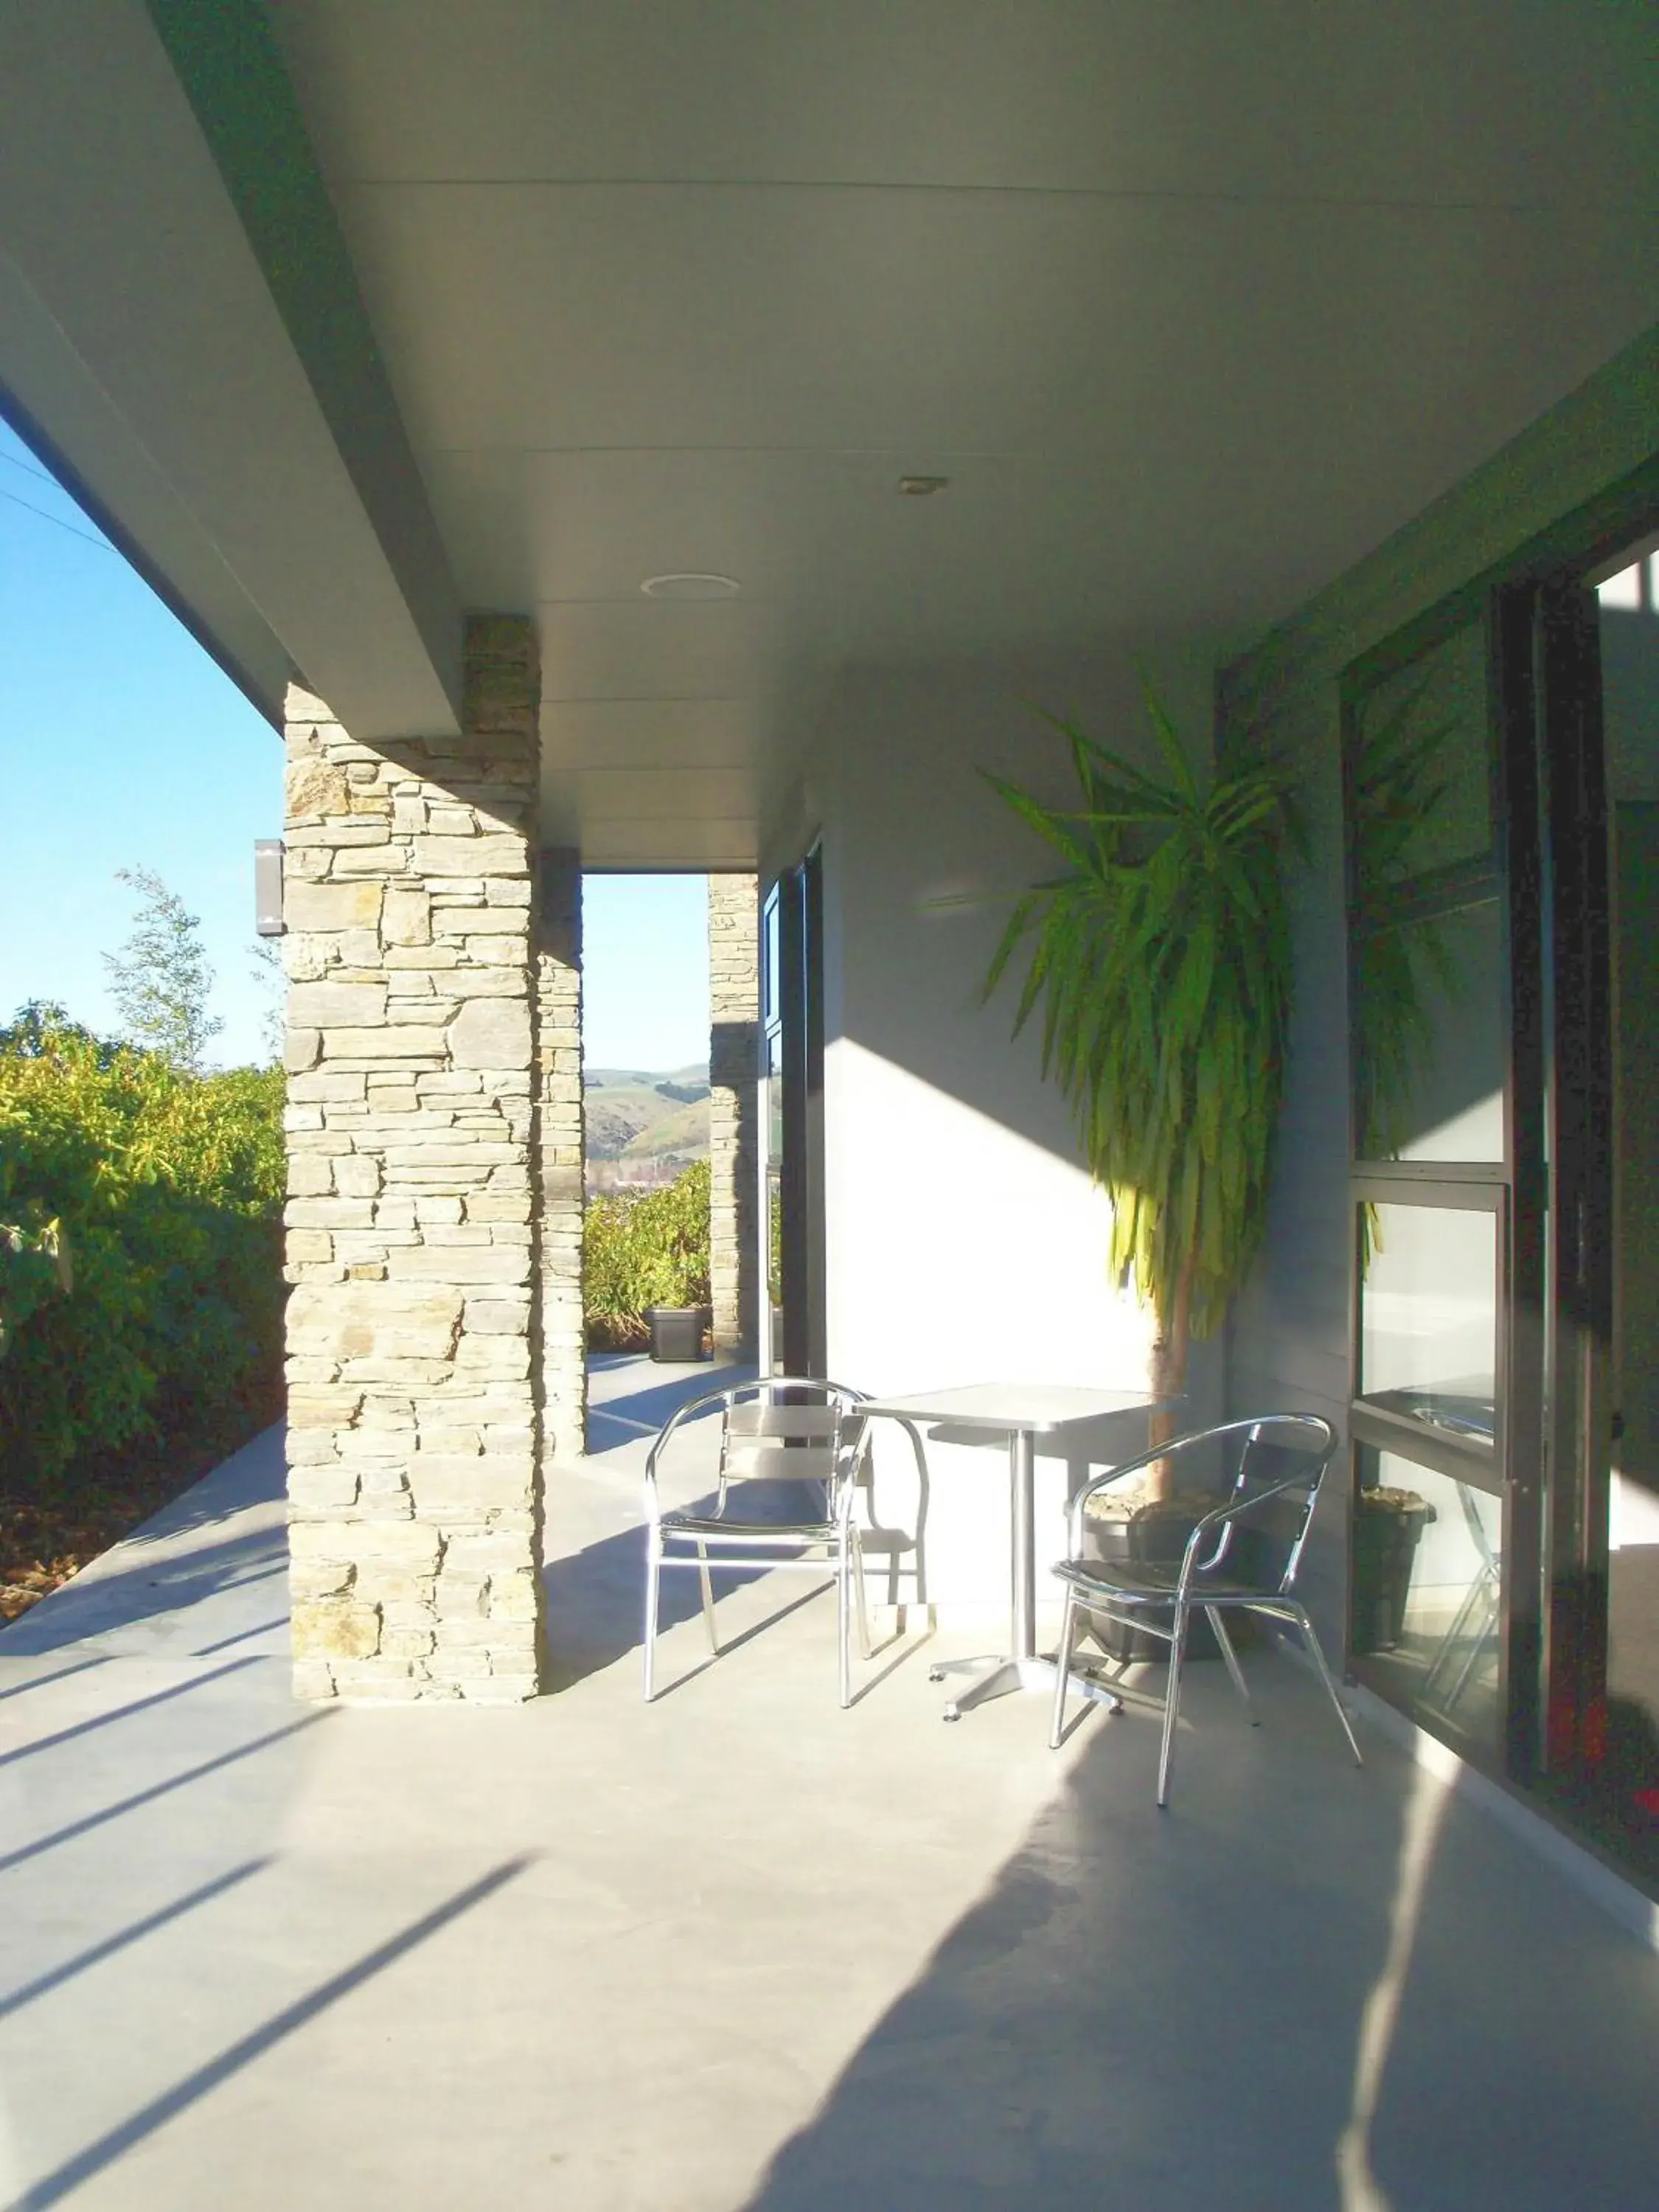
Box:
[981, 673, 1300, 1654]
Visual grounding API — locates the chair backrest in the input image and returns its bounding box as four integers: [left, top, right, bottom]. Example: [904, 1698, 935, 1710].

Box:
[1194, 1414, 1338, 1595]
[723, 1394, 846, 1484]
[713, 1378, 867, 1499]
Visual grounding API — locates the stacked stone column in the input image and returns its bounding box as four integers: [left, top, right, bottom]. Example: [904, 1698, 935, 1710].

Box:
[281, 616, 546, 1703]
[708, 874, 759, 1353]
[536, 850, 585, 1460]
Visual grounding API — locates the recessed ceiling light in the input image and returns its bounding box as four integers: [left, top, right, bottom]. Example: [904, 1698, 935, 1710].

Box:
[640, 572, 742, 599]
[898, 475, 950, 496]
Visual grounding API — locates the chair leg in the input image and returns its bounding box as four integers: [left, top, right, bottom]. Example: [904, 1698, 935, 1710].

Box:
[852, 1528, 873, 1660]
[838, 1545, 852, 1710]
[1208, 1608, 1257, 1725]
[695, 1541, 718, 1653]
[1048, 1585, 1078, 1749]
[1291, 1605, 1364, 1767]
[1156, 1603, 1190, 1808]
[644, 1531, 661, 1702]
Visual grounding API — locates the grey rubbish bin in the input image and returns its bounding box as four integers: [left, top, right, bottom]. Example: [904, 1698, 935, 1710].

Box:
[644, 1306, 709, 1363]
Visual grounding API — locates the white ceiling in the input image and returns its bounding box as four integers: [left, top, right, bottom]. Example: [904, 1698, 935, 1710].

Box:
[267, 0, 1659, 866]
[8, 5, 1658, 866]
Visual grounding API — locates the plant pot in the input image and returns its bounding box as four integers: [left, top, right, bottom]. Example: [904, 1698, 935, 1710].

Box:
[1079, 1496, 1225, 1663]
[643, 1306, 709, 1364]
[1352, 1488, 1436, 1654]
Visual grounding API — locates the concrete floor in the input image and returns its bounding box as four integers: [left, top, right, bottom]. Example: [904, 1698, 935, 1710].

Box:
[1, 1355, 1656, 2211]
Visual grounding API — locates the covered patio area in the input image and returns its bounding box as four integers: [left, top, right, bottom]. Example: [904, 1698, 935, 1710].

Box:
[1, 1363, 1654, 2211]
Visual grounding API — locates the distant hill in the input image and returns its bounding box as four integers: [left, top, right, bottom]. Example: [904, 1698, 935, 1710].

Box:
[584, 1063, 710, 1184]
[585, 1063, 709, 1091]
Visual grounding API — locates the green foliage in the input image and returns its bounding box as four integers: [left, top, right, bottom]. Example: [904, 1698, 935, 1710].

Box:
[982, 673, 1300, 1345]
[248, 937, 285, 1068]
[0, 1169, 71, 1362]
[584, 1160, 712, 1342]
[0, 1009, 284, 1495]
[103, 866, 224, 1070]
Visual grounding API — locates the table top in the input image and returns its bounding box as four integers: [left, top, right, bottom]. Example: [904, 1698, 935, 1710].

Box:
[862, 1383, 1174, 1435]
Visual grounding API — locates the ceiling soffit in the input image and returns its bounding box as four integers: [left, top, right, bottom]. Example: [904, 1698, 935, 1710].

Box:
[265, 3, 1659, 867]
[14, 3, 1644, 865]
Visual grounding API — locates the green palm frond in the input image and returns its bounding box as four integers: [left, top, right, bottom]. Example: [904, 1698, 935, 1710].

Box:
[982, 675, 1296, 1340]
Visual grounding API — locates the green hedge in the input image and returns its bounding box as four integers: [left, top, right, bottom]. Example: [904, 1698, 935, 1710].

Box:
[0, 1016, 285, 1498]
[584, 1160, 711, 1348]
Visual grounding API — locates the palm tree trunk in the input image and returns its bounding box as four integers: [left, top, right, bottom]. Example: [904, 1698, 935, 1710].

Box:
[1145, 1245, 1197, 1501]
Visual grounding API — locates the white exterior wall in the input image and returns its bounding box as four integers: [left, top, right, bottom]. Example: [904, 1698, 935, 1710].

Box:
[769, 647, 1228, 1629]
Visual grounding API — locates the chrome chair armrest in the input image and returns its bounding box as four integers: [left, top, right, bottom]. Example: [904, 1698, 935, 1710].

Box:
[642, 1384, 736, 1525]
[1062, 1441, 1183, 1554]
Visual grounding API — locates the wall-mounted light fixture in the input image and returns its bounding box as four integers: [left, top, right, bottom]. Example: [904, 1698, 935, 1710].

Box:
[254, 839, 285, 936]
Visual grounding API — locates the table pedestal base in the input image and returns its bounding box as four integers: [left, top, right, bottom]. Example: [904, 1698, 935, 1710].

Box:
[928, 1653, 1124, 1722]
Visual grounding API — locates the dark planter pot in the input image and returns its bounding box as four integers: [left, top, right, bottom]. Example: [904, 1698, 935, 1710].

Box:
[1080, 1498, 1224, 1663]
[644, 1306, 709, 1364]
[1352, 1495, 1435, 1653]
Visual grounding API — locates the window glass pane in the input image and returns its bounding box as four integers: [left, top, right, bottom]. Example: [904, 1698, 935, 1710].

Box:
[1353, 618, 1492, 894]
[1360, 1202, 1497, 1419]
[1600, 557, 1659, 1875]
[761, 893, 780, 1024]
[1355, 1448, 1502, 1760]
[1354, 896, 1504, 1161]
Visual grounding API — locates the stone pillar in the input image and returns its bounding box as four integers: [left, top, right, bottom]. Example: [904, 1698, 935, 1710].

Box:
[708, 874, 759, 1352]
[536, 849, 585, 1460]
[281, 616, 545, 1703]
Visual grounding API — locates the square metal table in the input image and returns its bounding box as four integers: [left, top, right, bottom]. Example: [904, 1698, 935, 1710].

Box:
[862, 1383, 1174, 1719]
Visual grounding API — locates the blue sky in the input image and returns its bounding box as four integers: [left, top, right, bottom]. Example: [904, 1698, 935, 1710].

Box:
[0, 415, 280, 1065]
[0, 414, 709, 1071]
[582, 874, 709, 1071]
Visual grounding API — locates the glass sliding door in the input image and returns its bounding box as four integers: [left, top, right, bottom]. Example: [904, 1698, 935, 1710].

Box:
[1530, 536, 1659, 1881]
[1343, 514, 1659, 1894]
[1344, 604, 1537, 1767]
[759, 849, 825, 1377]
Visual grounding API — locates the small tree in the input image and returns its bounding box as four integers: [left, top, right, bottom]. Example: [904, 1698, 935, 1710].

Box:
[248, 938, 285, 1068]
[982, 677, 1300, 1497]
[103, 866, 223, 1071]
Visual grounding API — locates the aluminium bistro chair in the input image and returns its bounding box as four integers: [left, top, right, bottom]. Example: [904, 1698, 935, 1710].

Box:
[1048, 1413, 1363, 1806]
[642, 1377, 874, 1708]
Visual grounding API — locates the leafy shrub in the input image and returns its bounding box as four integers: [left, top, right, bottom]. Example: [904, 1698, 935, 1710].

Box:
[584, 1160, 711, 1347]
[0, 1014, 284, 1499]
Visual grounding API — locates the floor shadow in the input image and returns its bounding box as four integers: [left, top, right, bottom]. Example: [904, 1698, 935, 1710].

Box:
[737, 1673, 1659, 2212]
[544, 1479, 830, 1692]
[585, 1359, 757, 1447]
[7, 1855, 535, 2210]
[0, 1655, 114, 1704]
[0, 1709, 335, 1876]
[0, 1656, 266, 1768]
[0, 1531, 288, 1658]
[0, 1859, 271, 2023]
[0, 1426, 288, 1660]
